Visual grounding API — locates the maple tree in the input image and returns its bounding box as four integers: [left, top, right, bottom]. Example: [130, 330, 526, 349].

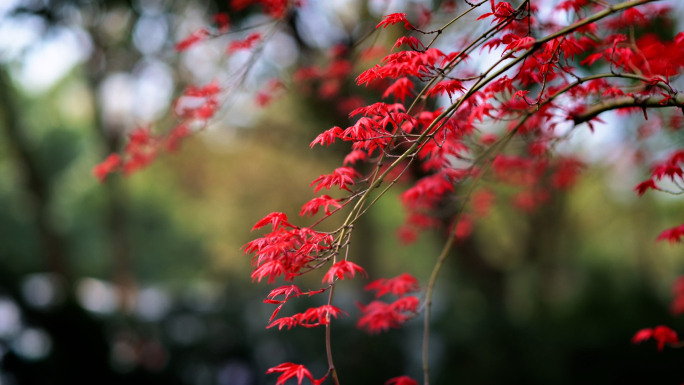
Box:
[93, 0, 684, 383]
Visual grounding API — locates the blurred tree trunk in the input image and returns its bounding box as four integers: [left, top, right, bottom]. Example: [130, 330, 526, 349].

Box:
[87, 28, 138, 313]
[0, 66, 71, 279]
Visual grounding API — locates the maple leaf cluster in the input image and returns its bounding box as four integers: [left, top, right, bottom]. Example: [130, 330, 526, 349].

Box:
[632, 326, 679, 351]
[92, 126, 190, 182]
[91, 0, 684, 383]
[357, 274, 421, 334]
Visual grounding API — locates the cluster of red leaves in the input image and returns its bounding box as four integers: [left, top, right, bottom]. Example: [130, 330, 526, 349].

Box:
[175, 0, 291, 52]
[365, 273, 419, 298]
[656, 224, 684, 244]
[94, 79, 222, 183]
[633, 150, 684, 245]
[634, 150, 684, 196]
[357, 274, 420, 334]
[255, 79, 285, 107]
[244, 213, 335, 284]
[356, 48, 449, 85]
[174, 81, 222, 121]
[289, 45, 359, 112]
[92, 125, 191, 183]
[376, 13, 414, 30]
[267, 305, 347, 330]
[96, 0, 684, 382]
[311, 105, 417, 155]
[491, 155, 583, 212]
[478, 0, 516, 24]
[632, 326, 679, 351]
[227, 32, 261, 52]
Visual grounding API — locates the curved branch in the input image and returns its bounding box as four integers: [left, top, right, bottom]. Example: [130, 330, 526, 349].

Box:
[572, 93, 684, 124]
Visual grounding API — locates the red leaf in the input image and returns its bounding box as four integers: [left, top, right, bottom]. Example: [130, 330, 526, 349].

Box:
[267, 315, 301, 330]
[164, 124, 191, 152]
[267, 285, 303, 300]
[376, 13, 414, 30]
[656, 224, 684, 244]
[392, 36, 424, 51]
[390, 296, 419, 312]
[251, 260, 287, 284]
[631, 326, 678, 351]
[93, 154, 121, 183]
[300, 195, 342, 217]
[632, 328, 654, 344]
[364, 273, 420, 298]
[184, 81, 222, 97]
[310, 126, 343, 148]
[252, 212, 292, 231]
[227, 32, 261, 52]
[266, 363, 315, 385]
[386, 375, 419, 385]
[426, 80, 465, 99]
[310, 167, 361, 194]
[343, 150, 368, 166]
[213, 13, 230, 32]
[322, 260, 368, 284]
[634, 179, 658, 197]
[175, 29, 209, 51]
[300, 305, 347, 326]
[383, 77, 415, 103]
[356, 298, 415, 334]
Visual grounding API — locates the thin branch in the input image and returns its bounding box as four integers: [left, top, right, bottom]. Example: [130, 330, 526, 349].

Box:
[572, 94, 684, 124]
[421, 118, 523, 385]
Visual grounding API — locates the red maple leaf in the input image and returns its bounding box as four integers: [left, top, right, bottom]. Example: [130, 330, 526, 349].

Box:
[252, 212, 293, 231]
[300, 305, 347, 326]
[656, 224, 684, 244]
[392, 36, 424, 51]
[383, 77, 415, 103]
[227, 32, 261, 52]
[426, 80, 465, 99]
[322, 260, 367, 284]
[92, 154, 121, 183]
[364, 273, 420, 298]
[175, 29, 209, 51]
[357, 300, 412, 334]
[310, 126, 343, 148]
[632, 326, 679, 351]
[310, 167, 361, 194]
[386, 375, 418, 385]
[343, 150, 368, 166]
[267, 315, 301, 330]
[267, 285, 303, 301]
[184, 82, 221, 97]
[300, 195, 342, 217]
[376, 13, 414, 30]
[634, 179, 658, 196]
[266, 363, 322, 385]
[251, 260, 287, 284]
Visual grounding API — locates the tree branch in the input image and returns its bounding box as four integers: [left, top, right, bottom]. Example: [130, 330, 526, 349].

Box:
[572, 93, 684, 125]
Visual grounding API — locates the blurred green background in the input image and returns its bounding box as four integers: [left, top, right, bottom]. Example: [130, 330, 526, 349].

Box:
[1, 0, 684, 384]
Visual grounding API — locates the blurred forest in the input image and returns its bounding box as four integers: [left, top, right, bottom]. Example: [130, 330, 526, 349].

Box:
[2, 0, 684, 384]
